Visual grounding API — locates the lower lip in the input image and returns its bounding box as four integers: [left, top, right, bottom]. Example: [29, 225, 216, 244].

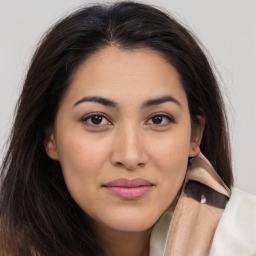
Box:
[104, 186, 153, 200]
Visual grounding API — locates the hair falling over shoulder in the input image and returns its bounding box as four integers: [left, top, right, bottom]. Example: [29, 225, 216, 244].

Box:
[0, 1, 233, 255]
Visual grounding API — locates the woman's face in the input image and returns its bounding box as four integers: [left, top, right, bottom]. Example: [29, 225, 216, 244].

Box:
[46, 46, 202, 233]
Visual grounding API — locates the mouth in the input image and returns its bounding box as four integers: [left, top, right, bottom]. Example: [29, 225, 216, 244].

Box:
[103, 178, 154, 200]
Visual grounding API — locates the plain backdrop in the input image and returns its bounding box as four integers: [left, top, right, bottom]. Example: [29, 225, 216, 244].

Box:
[0, 0, 255, 194]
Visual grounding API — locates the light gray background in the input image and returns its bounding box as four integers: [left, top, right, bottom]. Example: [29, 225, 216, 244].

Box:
[0, 0, 255, 194]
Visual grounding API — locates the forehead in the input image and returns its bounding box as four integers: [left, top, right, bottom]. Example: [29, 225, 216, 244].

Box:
[63, 46, 188, 107]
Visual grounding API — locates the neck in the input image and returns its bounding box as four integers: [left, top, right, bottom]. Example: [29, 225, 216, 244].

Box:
[95, 224, 152, 256]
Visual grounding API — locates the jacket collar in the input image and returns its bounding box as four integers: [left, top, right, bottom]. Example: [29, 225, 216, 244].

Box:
[149, 153, 231, 256]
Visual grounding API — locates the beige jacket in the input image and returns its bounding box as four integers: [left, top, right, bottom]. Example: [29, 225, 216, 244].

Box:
[149, 153, 256, 256]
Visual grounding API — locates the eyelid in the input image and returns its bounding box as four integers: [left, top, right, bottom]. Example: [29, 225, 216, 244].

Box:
[80, 111, 175, 128]
[81, 112, 112, 126]
[146, 112, 176, 125]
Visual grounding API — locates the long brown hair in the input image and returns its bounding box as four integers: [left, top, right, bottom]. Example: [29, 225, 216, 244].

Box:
[0, 1, 233, 255]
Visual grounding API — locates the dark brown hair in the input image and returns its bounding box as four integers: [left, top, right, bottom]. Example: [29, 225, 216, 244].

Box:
[0, 1, 233, 255]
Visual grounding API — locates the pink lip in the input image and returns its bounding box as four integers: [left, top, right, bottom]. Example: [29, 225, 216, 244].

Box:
[103, 178, 154, 200]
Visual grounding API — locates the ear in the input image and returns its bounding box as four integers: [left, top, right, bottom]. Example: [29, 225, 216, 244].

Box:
[189, 116, 205, 157]
[44, 132, 59, 160]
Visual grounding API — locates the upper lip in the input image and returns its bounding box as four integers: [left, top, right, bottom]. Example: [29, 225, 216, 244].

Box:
[104, 178, 153, 188]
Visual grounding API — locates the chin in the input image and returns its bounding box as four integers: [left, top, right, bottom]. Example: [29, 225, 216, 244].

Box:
[98, 209, 160, 233]
[107, 221, 154, 233]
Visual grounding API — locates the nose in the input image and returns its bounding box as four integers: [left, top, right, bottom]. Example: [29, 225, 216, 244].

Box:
[110, 125, 148, 170]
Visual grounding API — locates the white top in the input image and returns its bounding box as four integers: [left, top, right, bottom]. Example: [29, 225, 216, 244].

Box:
[209, 188, 256, 256]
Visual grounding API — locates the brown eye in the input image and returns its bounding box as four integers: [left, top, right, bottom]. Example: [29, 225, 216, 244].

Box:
[151, 116, 163, 124]
[82, 114, 111, 126]
[91, 115, 103, 124]
[147, 114, 174, 126]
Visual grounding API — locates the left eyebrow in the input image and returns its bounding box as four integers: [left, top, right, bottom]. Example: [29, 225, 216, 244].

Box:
[142, 95, 182, 109]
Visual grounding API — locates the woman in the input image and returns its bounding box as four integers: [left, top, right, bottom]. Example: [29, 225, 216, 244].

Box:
[0, 1, 255, 256]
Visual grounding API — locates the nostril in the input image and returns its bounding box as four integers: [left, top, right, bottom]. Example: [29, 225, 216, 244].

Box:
[115, 161, 145, 169]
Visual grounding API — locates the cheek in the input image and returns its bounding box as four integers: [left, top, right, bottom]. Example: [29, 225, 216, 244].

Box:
[149, 127, 191, 196]
[55, 132, 111, 205]
[57, 131, 110, 172]
[151, 127, 191, 170]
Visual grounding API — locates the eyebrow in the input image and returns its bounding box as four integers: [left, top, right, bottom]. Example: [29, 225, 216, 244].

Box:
[73, 96, 118, 108]
[142, 95, 182, 109]
[73, 95, 182, 109]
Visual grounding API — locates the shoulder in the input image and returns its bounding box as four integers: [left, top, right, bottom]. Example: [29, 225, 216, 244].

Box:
[210, 188, 256, 256]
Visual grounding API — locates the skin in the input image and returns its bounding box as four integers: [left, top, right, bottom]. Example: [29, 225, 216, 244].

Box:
[45, 46, 204, 256]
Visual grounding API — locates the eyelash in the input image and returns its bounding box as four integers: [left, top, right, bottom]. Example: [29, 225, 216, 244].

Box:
[81, 112, 175, 128]
[146, 112, 175, 126]
[81, 112, 111, 127]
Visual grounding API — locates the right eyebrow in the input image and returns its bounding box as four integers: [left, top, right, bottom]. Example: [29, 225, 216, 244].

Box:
[73, 96, 118, 108]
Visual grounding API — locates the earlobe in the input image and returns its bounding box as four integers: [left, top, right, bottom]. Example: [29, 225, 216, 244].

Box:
[189, 116, 205, 157]
[189, 142, 201, 157]
[45, 133, 59, 160]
